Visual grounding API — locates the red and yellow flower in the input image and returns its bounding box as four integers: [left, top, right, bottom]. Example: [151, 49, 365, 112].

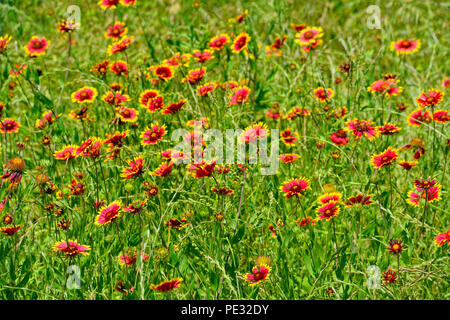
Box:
[370, 148, 398, 169]
[313, 87, 334, 102]
[95, 201, 122, 226]
[121, 158, 144, 180]
[151, 278, 183, 292]
[416, 89, 444, 108]
[407, 109, 432, 127]
[245, 264, 271, 286]
[390, 39, 420, 55]
[434, 229, 450, 247]
[105, 21, 128, 40]
[0, 118, 20, 133]
[295, 26, 323, 46]
[71, 86, 98, 104]
[231, 32, 251, 54]
[346, 119, 379, 140]
[280, 177, 311, 199]
[141, 123, 166, 145]
[24, 36, 50, 57]
[53, 240, 90, 257]
[209, 34, 230, 51]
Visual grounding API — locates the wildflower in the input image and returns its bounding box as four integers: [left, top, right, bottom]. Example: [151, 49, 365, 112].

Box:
[398, 160, 418, 171]
[153, 65, 175, 81]
[367, 79, 402, 97]
[317, 201, 340, 220]
[102, 91, 130, 106]
[279, 154, 300, 164]
[294, 217, 316, 227]
[245, 264, 271, 286]
[105, 21, 127, 40]
[151, 278, 183, 292]
[211, 187, 233, 195]
[187, 160, 216, 178]
[229, 86, 251, 106]
[284, 106, 310, 120]
[434, 229, 450, 247]
[91, 60, 110, 76]
[313, 87, 334, 102]
[57, 218, 70, 230]
[68, 179, 86, 196]
[0, 118, 20, 133]
[330, 129, 349, 146]
[71, 87, 98, 104]
[433, 110, 449, 123]
[390, 39, 420, 55]
[416, 89, 444, 108]
[399, 138, 426, 160]
[387, 240, 403, 254]
[95, 201, 122, 226]
[231, 32, 251, 54]
[192, 49, 214, 63]
[53, 240, 90, 257]
[197, 82, 218, 97]
[318, 192, 342, 204]
[10, 64, 27, 78]
[165, 218, 187, 229]
[229, 9, 248, 23]
[110, 60, 129, 77]
[0, 34, 12, 54]
[241, 122, 268, 143]
[209, 34, 230, 51]
[121, 158, 144, 180]
[24, 36, 50, 57]
[377, 123, 401, 135]
[295, 27, 323, 46]
[346, 119, 379, 140]
[370, 148, 398, 169]
[98, 0, 120, 10]
[407, 182, 441, 207]
[162, 99, 186, 114]
[343, 193, 375, 207]
[0, 225, 21, 236]
[58, 19, 78, 33]
[141, 123, 166, 145]
[123, 199, 147, 215]
[280, 178, 311, 199]
[407, 109, 432, 127]
[116, 106, 139, 122]
[183, 68, 205, 84]
[381, 268, 397, 284]
[442, 78, 450, 89]
[107, 36, 133, 56]
[152, 161, 174, 177]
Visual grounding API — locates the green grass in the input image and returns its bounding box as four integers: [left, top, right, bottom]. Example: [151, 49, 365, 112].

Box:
[0, 0, 448, 300]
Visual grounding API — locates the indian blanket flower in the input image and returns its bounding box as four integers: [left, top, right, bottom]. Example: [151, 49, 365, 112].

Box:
[280, 177, 311, 199]
[110, 60, 129, 76]
[390, 39, 420, 55]
[1, 225, 21, 236]
[183, 68, 206, 84]
[98, 0, 120, 9]
[330, 129, 349, 146]
[71, 87, 98, 104]
[105, 21, 127, 40]
[197, 82, 218, 96]
[152, 161, 174, 177]
[399, 138, 426, 160]
[231, 32, 251, 54]
[284, 106, 310, 120]
[229, 86, 251, 106]
[57, 19, 79, 33]
[116, 106, 139, 122]
[192, 49, 214, 63]
[295, 26, 323, 46]
[407, 182, 441, 207]
[187, 160, 216, 178]
[317, 201, 340, 220]
[387, 240, 403, 254]
[377, 123, 401, 135]
[279, 154, 300, 164]
[102, 91, 130, 106]
[68, 179, 86, 197]
[370, 148, 398, 169]
[1, 157, 25, 184]
[367, 79, 402, 97]
[346, 119, 379, 140]
[151, 278, 183, 292]
[95, 201, 122, 226]
[91, 60, 110, 76]
[443, 77, 450, 89]
[209, 34, 230, 50]
[433, 110, 449, 123]
[119, 251, 149, 266]
[24, 36, 50, 57]
[53, 240, 90, 257]
[313, 87, 334, 102]
[0, 34, 12, 54]
[0, 118, 20, 133]
[107, 36, 133, 56]
[407, 109, 432, 127]
[152, 64, 175, 81]
[121, 158, 144, 180]
[54, 145, 78, 161]
[434, 229, 450, 247]
[381, 268, 397, 283]
[141, 123, 166, 145]
[317, 192, 342, 205]
[343, 193, 375, 207]
[10, 64, 28, 78]
[245, 264, 271, 286]
[241, 122, 268, 143]
[166, 218, 187, 229]
[77, 137, 103, 158]
[162, 99, 186, 114]
[281, 129, 298, 146]
[416, 89, 444, 108]
[398, 160, 419, 171]
[123, 199, 148, 215]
